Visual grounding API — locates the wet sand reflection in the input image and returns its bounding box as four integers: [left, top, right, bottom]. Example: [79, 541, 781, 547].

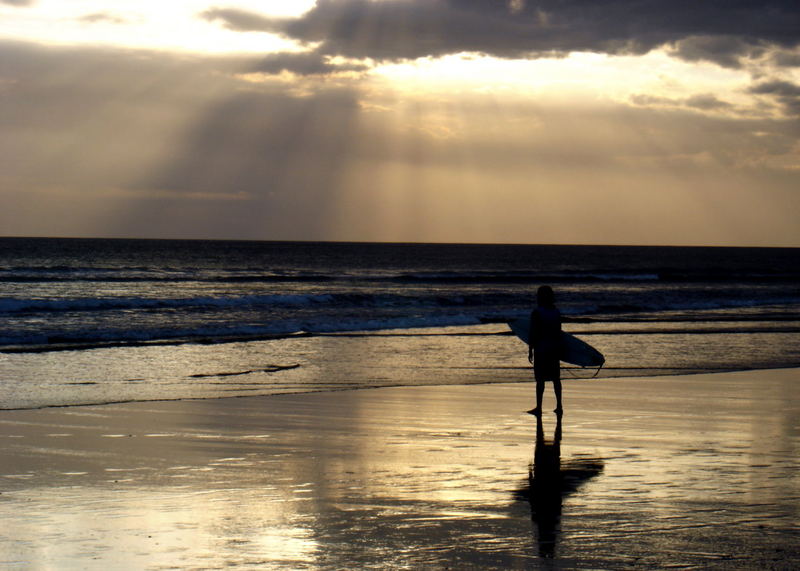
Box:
[2, 370, 798, 568]
[515, 414, 604, 558]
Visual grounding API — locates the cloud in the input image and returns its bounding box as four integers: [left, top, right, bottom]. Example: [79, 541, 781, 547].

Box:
[1, 39, 798, 244]
[630, 93, 735, 115]
[0, 0, 33, 6]
[201, 0, 800, 67]
[749, 79, 800, 115]
[684, 94, 733, 111]
[250, 49, 370, 76]
[668, 35, 769, 69]
[199, 7, 286, 33]
[771, 50, 800, 68]
[78, 12, 129, 25]
[200, 8, 374, 76]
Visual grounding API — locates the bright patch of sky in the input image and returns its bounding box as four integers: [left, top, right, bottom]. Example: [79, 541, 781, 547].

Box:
[0, 0, 315, 53]
[375, 52, 749, 101]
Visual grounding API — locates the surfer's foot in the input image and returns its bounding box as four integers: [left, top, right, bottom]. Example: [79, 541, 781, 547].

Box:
[527, 408, 542, 416]
[553, 407, 563, 415]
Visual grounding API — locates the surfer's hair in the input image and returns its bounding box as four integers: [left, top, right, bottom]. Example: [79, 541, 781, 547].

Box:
[537, 285, 555, 307]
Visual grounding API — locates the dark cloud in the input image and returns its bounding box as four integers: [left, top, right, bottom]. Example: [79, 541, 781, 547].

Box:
[771, 50, 800, 68]
[200, 8, 374, 76]
[200, 7, 372, 75]
[684, 94, 733, 111]
[251, 49, 370, 76]
[199, 7, 285, 33]
[202, 0, 800, 67]
[630, 93, 734, 114]
[668, 35, 768, 69]
[749, 79, 800, 115]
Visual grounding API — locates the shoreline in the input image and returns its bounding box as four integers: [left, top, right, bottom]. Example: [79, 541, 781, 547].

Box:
[4, 317, 799, 410]
[1, 368, 798, 569]
[2, 363, 793, 413]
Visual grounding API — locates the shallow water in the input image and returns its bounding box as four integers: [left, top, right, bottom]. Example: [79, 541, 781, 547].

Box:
[3, 321, 800, 410]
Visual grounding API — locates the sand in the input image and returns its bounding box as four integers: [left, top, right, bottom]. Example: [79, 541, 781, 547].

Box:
[1, 368, 798, 569]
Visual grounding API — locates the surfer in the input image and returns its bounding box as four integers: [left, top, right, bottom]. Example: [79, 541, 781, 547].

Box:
[528, 285, 563, 416]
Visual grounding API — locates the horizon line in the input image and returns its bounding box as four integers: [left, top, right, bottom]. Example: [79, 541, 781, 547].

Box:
[2, 235, 799, 250]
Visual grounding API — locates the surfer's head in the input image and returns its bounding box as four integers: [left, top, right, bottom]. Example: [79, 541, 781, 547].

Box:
[537, 285, 555, 308]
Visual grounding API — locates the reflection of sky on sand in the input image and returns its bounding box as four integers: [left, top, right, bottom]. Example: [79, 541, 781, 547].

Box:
[0, 369, 798, 568]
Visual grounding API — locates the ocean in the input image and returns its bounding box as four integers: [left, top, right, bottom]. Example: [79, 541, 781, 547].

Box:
[1, 237, 799, 409]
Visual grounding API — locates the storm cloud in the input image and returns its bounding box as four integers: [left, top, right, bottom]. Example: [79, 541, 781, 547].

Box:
[202, 0, 800, 67]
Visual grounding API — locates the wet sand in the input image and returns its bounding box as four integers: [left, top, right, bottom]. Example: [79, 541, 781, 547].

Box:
[1, 368, 798, 569]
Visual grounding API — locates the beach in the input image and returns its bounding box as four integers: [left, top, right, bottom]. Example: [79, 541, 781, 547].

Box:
[3, 1, 800, 565]
[1, 367, 797, 569]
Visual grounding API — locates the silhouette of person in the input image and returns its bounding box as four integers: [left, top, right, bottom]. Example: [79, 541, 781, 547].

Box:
[528, 285, 562, 416]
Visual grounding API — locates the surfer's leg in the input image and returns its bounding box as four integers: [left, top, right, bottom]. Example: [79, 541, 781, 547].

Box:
[528, 379, 544, 416]
[553, 378, 563, 414]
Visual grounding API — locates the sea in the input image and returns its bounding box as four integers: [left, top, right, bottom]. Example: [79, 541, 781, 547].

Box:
[1, 237, 799, 410]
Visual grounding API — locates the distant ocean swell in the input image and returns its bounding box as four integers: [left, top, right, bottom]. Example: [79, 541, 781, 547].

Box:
[3, 291, 800, 317]
[2, 299, 799, 353]
[0, 315, 487, 352]
[2, 267, 799, 284]
[0, 293, 340, 314]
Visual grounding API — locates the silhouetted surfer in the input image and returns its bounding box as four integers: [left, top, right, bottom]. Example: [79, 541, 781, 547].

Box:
[528, 285, 562, 416]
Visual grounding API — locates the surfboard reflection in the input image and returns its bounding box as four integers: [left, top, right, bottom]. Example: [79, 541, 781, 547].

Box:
[514, 415, 604, 558]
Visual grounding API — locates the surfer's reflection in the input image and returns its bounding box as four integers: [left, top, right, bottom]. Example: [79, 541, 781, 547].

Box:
[514, 415, 604, 558]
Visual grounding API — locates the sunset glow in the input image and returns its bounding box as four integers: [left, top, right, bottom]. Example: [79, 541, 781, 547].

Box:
[1, 0, 798, 245]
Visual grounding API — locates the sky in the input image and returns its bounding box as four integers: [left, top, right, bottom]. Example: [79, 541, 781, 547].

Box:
[0, 0, 799, 246]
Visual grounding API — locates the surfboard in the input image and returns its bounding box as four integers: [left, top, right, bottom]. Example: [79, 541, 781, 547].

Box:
[509, 318, 605, 368]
